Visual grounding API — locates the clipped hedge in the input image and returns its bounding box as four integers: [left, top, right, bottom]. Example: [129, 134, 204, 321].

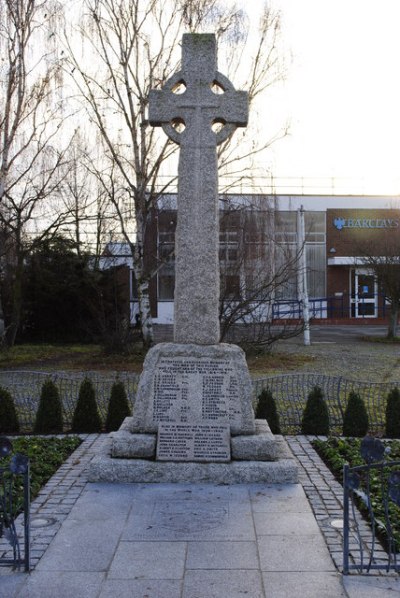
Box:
[105, 381, 131, 432]
[0, 386, 19, 434]
[385, 387, 400, 438]
[255, 388, 281, 434]
[71, 378, 102, 433]
[301, 386, 330, 435]
[343, 390, 369, 437]
[34, 379, 63, 434]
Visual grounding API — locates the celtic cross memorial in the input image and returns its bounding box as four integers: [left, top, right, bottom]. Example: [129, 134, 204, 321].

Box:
[87, 32, 298, 479]
[128, 32, 255, 446]
[149, 33, 248, 344]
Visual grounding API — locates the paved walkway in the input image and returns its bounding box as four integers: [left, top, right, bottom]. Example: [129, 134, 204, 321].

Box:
[1, 435, 400, 597]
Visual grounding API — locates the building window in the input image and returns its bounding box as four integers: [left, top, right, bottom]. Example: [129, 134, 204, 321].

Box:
[158, 213, 176, 301]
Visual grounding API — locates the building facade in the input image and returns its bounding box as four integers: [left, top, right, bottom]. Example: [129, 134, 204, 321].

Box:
[101, 194, 400, 325]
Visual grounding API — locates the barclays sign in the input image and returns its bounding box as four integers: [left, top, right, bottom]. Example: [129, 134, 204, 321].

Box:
[333, 217, 399, 231]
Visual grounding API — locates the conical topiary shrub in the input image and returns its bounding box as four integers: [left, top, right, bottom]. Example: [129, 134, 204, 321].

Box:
[255, 388, 281, 434]
[343, 390, 369, 437]
[71, 378, 102, 433]
[301, 386, 330, 435]
[385, 387, 400, 438]
[0, 386, 20, 434]
[34, 379, 63, 434]
[105, 381, 131, 432]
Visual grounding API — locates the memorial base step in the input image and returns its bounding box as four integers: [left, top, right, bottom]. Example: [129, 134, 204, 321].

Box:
[87, 436, 298, 484]
[110, 418, 279, 462]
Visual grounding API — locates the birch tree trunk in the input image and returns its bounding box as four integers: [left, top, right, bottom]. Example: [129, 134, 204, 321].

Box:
[65, 0, 286, 349]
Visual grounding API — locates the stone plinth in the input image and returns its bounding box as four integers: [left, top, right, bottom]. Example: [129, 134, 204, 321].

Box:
[88, 436, 298, 484]
[130, 343, 255, 437]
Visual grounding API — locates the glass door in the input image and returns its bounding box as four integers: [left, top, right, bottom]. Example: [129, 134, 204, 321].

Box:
[351, 269, 378, 318]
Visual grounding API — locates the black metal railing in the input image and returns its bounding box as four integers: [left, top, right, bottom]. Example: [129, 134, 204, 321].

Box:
[0, 437, 30, 571]
[343, 436, 400, 574]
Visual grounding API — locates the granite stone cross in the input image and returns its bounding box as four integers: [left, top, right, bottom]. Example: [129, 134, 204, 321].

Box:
[149, 33, 248, 344]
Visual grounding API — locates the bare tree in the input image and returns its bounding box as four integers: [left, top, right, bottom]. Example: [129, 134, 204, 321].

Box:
[0, 0, 73, 346]
[57, 132, 119, 263]
[64, 0, 287, 348]
[218, 204, 304, 348]
[358, 237, 400, 339]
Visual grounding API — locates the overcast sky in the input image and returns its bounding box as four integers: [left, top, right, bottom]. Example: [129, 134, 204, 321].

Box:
[243, 0, 400, 192]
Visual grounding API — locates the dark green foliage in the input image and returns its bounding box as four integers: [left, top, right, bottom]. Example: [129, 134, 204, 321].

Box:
[34, 379, 63, 434]
[255, 388, 281, 434]
[2, 436, 81, 515]
[105, 381, 131, 432]
[0, 386, 19, 433]
[343, 390, 369, 437]
[313, 437, 400, 552]
[385, 387, 400, 438]
[71, 378, 102, 433]
[301, 386, 330, 435]
[20, 235, 98, 343]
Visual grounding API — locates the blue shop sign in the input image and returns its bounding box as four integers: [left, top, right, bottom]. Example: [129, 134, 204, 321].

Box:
[333, 217, 399, 231]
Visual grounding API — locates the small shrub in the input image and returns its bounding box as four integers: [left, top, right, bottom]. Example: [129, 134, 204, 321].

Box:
[105, 381, 131, 432]
[301, 386, 330, 435]
[0, 386, 19, 433]
[71, 378, 102, 433]
[34, 379, 63, 434]
[385, 387, 400, 438]
[343, 391, 369, 437]
[255, 388, 281, 434]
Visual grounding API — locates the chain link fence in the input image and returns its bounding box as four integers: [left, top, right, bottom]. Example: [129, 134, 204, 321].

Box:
[254, 374, 400, 434]
[0, 371, 140, 432]
[1, 370, 399, 434]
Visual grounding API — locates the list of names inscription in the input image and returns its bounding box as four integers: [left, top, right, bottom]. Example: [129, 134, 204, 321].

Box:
[151, 356, 241, 426]
[157, 423, 231, 462]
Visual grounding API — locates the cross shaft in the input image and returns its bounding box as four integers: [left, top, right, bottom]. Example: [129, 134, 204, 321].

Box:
[149, 34, 248, 344]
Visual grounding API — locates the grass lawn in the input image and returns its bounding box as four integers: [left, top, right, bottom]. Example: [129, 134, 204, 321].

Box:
[0, 342, 314, 375]
[0, 343, 147, 372]
[2, 436, 82, 513]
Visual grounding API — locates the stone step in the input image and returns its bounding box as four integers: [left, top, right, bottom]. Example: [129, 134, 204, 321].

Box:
[87, 436, 298, 484]
[110, 418, 279, 462]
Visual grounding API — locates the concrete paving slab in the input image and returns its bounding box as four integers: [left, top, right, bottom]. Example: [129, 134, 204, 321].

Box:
[121, 487, 255, 542]
[0, 572, 26, 598]
[186, 541, 258, 569]
[108, 541, 186, 579]
[254, 511, 321, 535]
[98, 579, 183, 598]
[15, 571, 105, 598]
[248, 482, 305, 498]
[262, 572, 347, 597]
[183, 570, 264, 598]
[250, 493, 311, 513]
[258, 535, 336, 572]
[343, 575, 400, 597]
[35, 484, 134, 572]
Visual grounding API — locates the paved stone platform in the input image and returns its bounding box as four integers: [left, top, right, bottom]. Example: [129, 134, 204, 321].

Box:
[3, 482, 347, 598]
[2, 435, 400, 597]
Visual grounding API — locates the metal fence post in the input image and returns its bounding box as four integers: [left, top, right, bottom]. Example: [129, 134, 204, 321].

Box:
[343, 463, 350, 574]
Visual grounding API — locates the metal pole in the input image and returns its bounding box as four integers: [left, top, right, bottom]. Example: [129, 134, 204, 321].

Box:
[343, 464, 349, 574]
[297, 206, 311, 345]
[24, 462, 30, 572]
